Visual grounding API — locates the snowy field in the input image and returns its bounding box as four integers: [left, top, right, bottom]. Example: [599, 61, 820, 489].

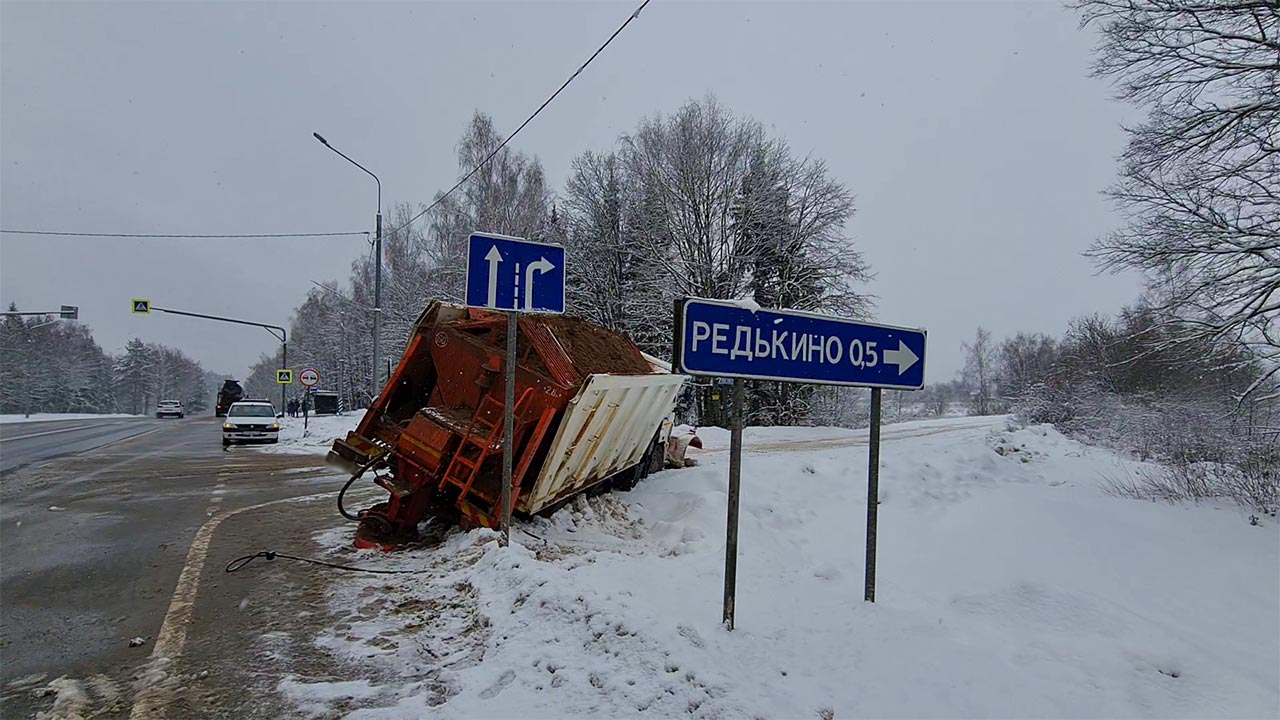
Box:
[263, 410, 367, 455]
[282, 416, 1279, 719]
[0, 413, 141, 424]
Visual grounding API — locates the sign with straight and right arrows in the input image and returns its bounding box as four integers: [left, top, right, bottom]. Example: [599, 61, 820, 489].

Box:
[464, 232, 565, 314]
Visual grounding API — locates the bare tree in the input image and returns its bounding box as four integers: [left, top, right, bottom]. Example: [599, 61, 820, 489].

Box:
[997, 332, 1060, 404]
[425, 111, 553, 301]
[962, 327, 999, 416]
[1078, 0, 1280, 399]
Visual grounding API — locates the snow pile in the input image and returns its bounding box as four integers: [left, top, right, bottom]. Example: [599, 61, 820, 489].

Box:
[0, 413, 140, 424]
[265, 411, 365, 455]
[283, 418, 1279, 718]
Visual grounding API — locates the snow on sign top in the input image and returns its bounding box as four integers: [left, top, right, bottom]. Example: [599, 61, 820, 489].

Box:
[674, 297, 927, 390]
[299, 368, 320, 387]
[464, 232, 565, 314]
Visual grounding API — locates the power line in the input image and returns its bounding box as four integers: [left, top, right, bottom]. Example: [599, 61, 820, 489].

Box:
[5, 0, 649, 246]
[1, 229, 369, 239]
[385, 0, 652, 238]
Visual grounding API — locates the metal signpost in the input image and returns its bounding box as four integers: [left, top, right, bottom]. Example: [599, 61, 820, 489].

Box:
[673, 297, 926, 628]
[464, 232, 565, 546]
[300, 368, 320, 430]
[138, 301, 289, 414]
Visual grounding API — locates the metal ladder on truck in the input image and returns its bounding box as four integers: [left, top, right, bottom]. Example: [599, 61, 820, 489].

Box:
[438, 388, 535, 507]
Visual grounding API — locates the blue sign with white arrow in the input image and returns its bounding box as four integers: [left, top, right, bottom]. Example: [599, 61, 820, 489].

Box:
[465, 233, 566, 314]
[674, 298, 927, 390]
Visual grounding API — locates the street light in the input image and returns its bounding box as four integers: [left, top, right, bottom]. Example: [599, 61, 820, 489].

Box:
[314, 132, 383, 398]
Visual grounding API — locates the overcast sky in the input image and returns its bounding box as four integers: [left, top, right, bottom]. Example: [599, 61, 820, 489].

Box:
[1, 0, 1139, 381]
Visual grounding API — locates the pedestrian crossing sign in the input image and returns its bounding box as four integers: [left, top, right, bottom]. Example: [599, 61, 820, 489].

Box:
[132, 299, 150, 314]
[276, 369, 294, 384]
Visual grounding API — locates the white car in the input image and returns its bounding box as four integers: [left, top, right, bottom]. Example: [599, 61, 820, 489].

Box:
[222, 401, 280, 446]
[156, 400, 184, 419]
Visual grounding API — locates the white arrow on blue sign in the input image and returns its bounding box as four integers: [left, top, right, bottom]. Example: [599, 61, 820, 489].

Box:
[674, 298, 926, 390]
[464, 232, 566, 314]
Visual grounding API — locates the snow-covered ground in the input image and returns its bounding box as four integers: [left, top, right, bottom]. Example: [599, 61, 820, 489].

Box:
[282, 416, 1279, 719]
[0, 413, 141, 424]
[263, 410, 366, 455]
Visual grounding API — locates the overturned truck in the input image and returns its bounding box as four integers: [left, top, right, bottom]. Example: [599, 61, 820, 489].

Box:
[328, 301, 687, 549]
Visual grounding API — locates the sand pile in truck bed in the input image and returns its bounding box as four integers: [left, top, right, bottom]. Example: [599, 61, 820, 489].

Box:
[537, 315, 652, 376]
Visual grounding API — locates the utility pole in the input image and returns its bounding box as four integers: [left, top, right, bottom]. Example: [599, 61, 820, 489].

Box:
[314, 132, 383, 398]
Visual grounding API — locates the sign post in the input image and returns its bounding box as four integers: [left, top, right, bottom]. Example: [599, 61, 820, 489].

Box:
[300, 368, 320, 431]
[723, 377, 744, 629]
[865, 387, 882, 602]
[464, 232, 565, 547]
[673, 298, 926, 627]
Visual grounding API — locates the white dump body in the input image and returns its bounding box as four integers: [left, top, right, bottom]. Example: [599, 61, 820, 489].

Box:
[519, 371, 685, 514]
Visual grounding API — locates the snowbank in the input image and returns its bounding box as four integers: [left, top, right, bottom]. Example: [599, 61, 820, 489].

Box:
[264, 411, 365, 455]
[0, 413, 141, 425]
[285, 418, 1279, 718]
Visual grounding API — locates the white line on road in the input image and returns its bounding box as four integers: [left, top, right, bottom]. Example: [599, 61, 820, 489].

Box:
[128, 482, 341, 720]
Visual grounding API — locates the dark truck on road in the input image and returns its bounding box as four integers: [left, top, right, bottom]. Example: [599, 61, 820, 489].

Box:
[215, 379, 244, 417]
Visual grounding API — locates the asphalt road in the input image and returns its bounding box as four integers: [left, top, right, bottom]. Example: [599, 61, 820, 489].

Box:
[0, 416, 166, 474]
[0, 416, 346, 718]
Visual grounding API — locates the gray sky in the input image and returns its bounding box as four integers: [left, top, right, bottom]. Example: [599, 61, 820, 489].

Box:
[1, 0, 1138, 381]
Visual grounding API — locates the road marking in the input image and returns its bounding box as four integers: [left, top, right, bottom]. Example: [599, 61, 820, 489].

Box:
[128, 483, 342, 719]
[0, 420, 148, 443]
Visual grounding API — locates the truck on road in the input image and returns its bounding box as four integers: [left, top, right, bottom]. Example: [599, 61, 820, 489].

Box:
[215, 379, 244, 417]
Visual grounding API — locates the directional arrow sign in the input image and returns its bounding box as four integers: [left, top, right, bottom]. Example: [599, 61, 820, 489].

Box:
[882, 340, 919, 375]
[484, 246, 503, 308]
[673, 298, 927, 390]
[465, 233, 565, 314]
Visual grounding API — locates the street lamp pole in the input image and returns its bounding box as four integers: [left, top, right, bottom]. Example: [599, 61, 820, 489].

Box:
[313, 132, 383, 399]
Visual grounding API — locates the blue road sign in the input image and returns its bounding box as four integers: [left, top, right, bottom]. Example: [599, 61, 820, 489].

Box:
[674, 298, 927, 390]
[465, 233, 565, 313]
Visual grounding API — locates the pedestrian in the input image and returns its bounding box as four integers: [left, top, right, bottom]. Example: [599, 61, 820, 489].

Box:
[287, 398, 298, 417]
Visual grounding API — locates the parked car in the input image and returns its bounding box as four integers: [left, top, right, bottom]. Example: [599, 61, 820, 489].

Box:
[222, 401, 280, 446]
[155, 400, 184, 419]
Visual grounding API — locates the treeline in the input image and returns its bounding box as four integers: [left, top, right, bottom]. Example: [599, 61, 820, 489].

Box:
[245, 96, 874, 423]
[954, 308, 1277, 513]
[0, 307, 210, 415]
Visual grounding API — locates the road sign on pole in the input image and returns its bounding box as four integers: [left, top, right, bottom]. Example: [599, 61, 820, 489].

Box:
[463, 232, 566, 548]
[276, 369, 294, 384]
[299, 368, 320, 387]
[60, 305, 78, 320]
[673, 297, 927, 627]
[674, 298, 926, 389]
[132, 299, 150, 315]
[464, 233, 565, 314]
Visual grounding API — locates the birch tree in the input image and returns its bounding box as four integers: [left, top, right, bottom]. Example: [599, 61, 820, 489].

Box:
[425, 111, 554, 301]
